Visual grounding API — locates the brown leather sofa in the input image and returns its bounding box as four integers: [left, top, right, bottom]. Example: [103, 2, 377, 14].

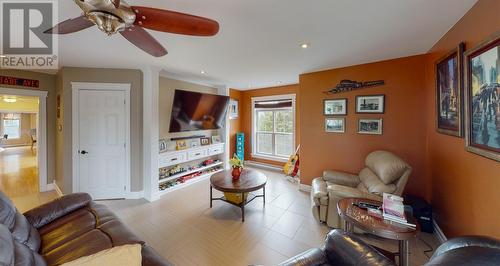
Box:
[311, 150, 412, 228]
[0, 191, 171, 266]
[280, 229, 500, 266]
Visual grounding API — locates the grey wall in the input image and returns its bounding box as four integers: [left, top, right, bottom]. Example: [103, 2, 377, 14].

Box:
[56, 67, 143, 193]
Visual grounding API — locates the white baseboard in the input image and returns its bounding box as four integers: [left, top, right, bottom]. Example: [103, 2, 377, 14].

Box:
[127, 191, 144, 199]
[245, 160, 282, 172]
[299, 183, 312, 192]
[433, 218, 447, 244]
[47, 181, 64, 197]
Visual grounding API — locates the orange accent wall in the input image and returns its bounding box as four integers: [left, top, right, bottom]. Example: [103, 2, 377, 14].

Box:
[229, 85, 300, 166]
[424, 0, 500, 238]
[299, 55, 429, 198]
[229, 0, 500, 238]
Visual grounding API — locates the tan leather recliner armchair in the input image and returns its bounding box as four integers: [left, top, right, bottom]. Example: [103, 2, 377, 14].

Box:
[311, 150, 412, 228]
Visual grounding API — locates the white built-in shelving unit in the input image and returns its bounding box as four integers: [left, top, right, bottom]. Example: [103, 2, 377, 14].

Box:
[157, 143, 225, 197]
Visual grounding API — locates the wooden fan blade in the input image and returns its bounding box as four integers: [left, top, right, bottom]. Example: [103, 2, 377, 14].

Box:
[44, 16, 94, 34]
[131, 6, 219, 36]
[120, 27, 168, 57]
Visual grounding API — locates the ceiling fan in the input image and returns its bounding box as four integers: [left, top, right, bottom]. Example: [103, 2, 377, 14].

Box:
[45, 0, 220, 57]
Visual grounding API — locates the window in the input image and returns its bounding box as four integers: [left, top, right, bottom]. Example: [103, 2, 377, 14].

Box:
[2, 113, 21, 139]
[252, 95, 295, 160]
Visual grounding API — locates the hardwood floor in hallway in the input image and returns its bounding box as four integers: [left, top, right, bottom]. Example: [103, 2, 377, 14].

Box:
[0, 146, 58, 212]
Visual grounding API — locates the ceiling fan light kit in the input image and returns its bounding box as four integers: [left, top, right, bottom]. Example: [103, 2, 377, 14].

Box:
[46, 0, 219, 57]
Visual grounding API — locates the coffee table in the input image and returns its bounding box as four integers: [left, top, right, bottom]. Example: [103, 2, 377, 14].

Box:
[337, 198, 419, 266]
[210, 168, 267, 222]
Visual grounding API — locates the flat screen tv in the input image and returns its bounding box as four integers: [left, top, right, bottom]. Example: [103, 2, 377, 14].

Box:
[169, 90, 230, 133]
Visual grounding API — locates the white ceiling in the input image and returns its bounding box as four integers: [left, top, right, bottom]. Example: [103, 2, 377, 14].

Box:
[56, 0, 478, 90]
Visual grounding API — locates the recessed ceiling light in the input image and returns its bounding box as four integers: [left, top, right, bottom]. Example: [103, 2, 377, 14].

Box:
[0, 55, 6, 58]
[301, 43, 310, 49]
[3, 98, 17, 103]
[201, 70, 206, 74]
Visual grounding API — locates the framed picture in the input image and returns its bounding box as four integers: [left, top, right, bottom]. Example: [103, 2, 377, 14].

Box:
[464, 33, 500, 161]
[229, 99, 239, 119]
[436, 42, 465, 137]
[166, 141, 177, 151]
[325, 118, 345, 133]
[159, 139, 167, 153]
[211, 135, 221, 144]
[356, 95, 385, 113]
[358, 118, 383, 135]
[176, 140, 188, 150]
[324, 99, 347, 115]
[200, 137, 210, 146]
[190, 139, 201, 148]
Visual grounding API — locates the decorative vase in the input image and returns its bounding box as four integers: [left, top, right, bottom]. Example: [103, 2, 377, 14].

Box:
[232, 167, 242, 180]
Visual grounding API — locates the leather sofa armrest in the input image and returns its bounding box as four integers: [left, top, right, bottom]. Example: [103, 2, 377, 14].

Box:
[327, 184, 382, 202]
[142, 245, 173, 266]
[323, 170, 360, 187]
[278, 248, 327, 266]
[311, 178, 328, 205]
[431, 236, 500, 260]
[324, 229, 395, 266]
[23, 193, 92, 229]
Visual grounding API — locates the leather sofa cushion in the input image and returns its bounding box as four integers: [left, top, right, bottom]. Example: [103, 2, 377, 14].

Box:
[0, 191, 41, 251]
[38, 202, 144, 265]
[365, 151, 408, 185]
[0, 224, 46, 266]
[359, 168, 397, 195]
[61, 244, 142, 266]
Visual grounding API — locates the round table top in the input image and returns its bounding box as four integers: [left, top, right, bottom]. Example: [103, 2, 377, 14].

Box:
[337, 198, 419, 240]
[210, 168, 267, 193]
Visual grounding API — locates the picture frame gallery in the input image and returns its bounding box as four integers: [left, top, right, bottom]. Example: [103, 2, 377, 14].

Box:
[323, 94, 386, 135]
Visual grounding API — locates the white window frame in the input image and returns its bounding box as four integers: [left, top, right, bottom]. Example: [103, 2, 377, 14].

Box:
[251, 94, 296, 162]
[2, 113, 21, 139]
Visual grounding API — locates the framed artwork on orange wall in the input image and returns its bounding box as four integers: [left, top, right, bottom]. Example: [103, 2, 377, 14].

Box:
[464, 33, 500, 162]
[435, 42, 465, 137]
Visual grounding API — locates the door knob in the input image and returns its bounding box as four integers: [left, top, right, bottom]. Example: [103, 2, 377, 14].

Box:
[80, 150, 88, 155]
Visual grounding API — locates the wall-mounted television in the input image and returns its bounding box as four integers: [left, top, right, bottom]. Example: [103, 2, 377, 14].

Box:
[169, 90, 230, 133]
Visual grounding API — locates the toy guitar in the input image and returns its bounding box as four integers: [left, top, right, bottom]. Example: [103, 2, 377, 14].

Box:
[283, 145, 300, 177]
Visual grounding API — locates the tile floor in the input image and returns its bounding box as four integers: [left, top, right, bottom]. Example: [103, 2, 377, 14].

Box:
[100, 167, 440, 266]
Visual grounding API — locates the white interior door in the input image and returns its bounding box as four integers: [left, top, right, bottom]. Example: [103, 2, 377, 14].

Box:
[77, 89, 127, 199]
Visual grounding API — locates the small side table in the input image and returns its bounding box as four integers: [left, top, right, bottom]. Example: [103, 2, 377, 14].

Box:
[337, 198, 419, 266]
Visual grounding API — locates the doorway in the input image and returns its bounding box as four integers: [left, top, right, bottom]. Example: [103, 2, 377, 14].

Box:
[0, 88, 48, 197]
[71, 82, 131, 200]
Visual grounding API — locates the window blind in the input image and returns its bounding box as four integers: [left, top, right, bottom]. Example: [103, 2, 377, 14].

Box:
[254, 99, 292, 109]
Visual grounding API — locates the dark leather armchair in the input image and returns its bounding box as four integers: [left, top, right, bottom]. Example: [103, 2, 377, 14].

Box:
[425, 235, 500, 265]
[279, 229, 395, 266]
